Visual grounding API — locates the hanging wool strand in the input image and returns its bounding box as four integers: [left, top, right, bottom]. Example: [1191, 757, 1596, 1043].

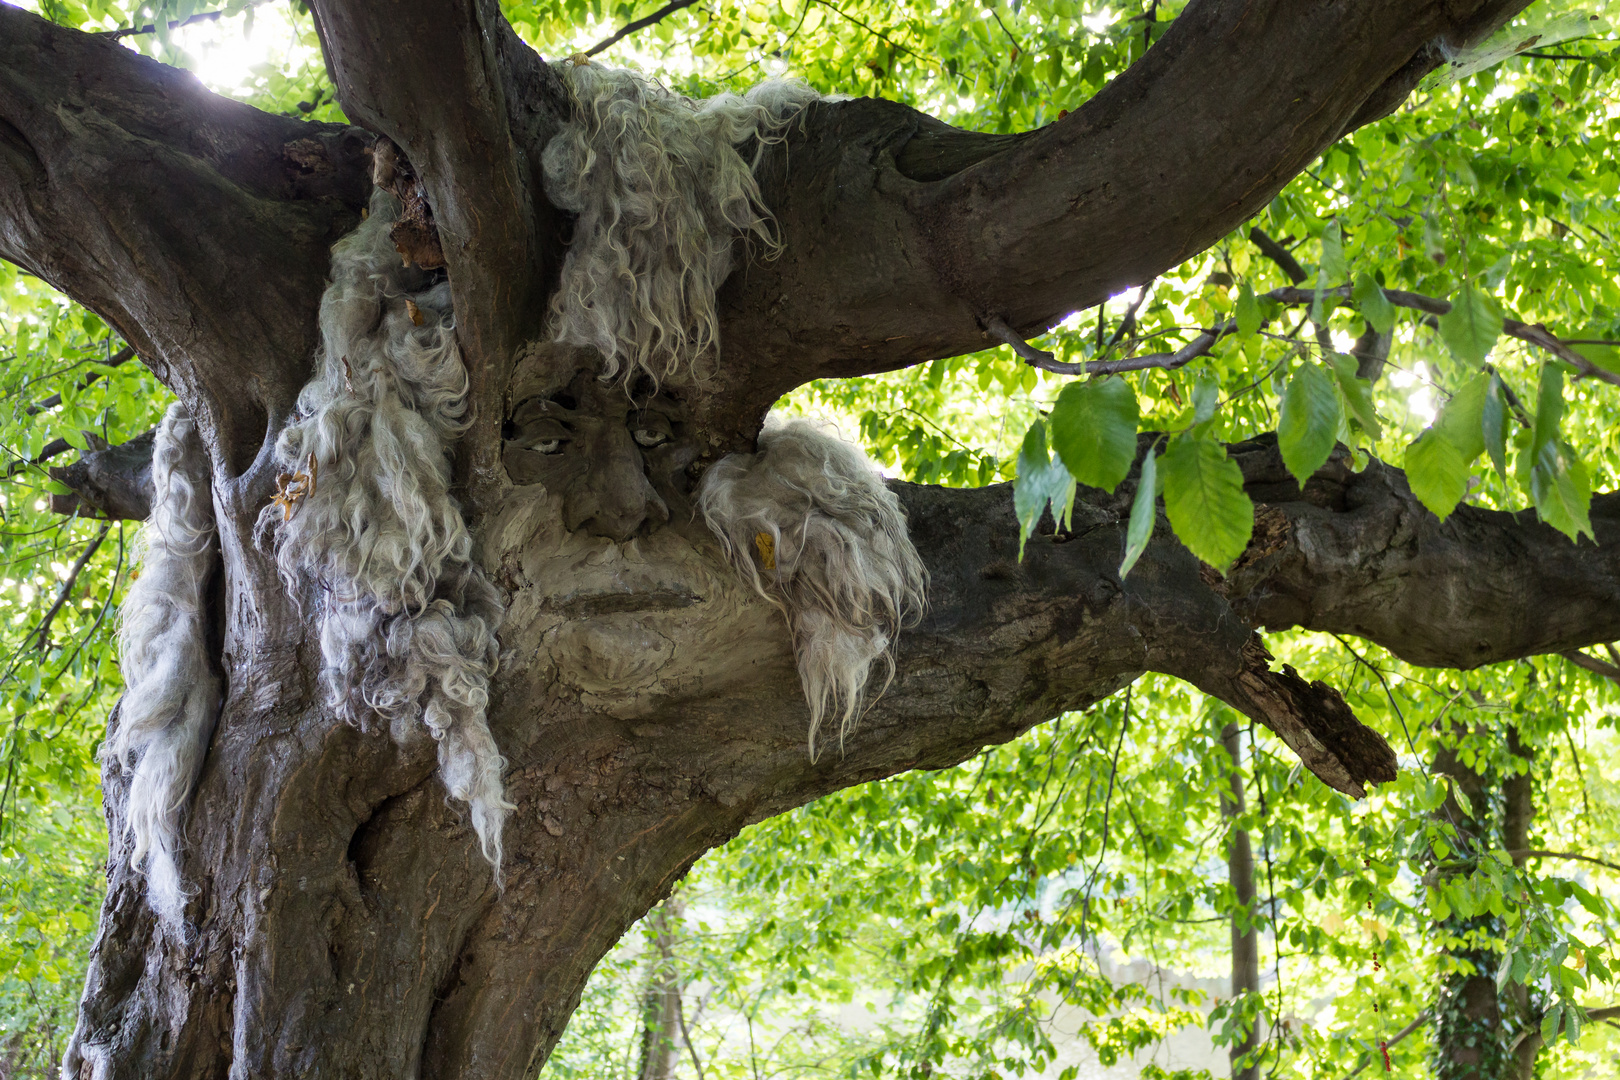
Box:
[258, 191, 511, 872]
[112, 402, 221, 926]
[697, 418, 927, 756]
[543, 59, 821, 382]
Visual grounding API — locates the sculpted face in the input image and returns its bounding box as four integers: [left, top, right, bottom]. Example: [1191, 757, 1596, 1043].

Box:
[503, 359, 699, 542]
[490, 345, 788, 722]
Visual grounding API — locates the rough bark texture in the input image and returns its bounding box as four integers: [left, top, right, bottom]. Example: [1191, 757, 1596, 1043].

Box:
[0, 0, 1598, 1078]
[1222, 724, 1260, 1080]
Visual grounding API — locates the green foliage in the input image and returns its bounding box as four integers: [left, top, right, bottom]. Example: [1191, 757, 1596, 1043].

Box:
[3, 1, 1620, 1077]
[1158, 435, 1253, 571]
[1277, 361, 1342, 488]
[1049, 377, 1139, 493]
[548, 649, 1620, 1079]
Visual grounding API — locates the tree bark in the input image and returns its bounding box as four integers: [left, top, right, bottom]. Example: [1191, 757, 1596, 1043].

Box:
[1427, 721, 1536, 1079]
[1222, 724, 1260, 1080]
[635, 899, 684, 1080]
[0, 1, 1592, 1078]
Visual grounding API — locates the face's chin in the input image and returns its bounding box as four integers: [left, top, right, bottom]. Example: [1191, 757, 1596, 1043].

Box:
[482, 482, 791, 722]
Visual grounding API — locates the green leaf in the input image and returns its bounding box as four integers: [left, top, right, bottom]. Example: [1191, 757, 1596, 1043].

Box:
[1434, 372, 1489, 465]
[1318, 219, 1347, 283]
[1277, 362, 1342, 487]
[1405, 430, 1469, 521]
[1191, 372, 1220, 426]
[1327, 351, 1382, 441]
[1529, 439, 1594, 543]
[1483, 374, 1511, 481]
[1159, 436, 1254, 571]
[1235, 283, 1261, 338]
[1014, 419, 1076, 559]
[1438, 283, 1503, 368]
[1352, 271, 1395, 335]
[1049, 377, 1140, 493]
[1541, 1005, 1562, 1049]
[1531, 362, 1566, 461]
[1118, 444, 1157, 580]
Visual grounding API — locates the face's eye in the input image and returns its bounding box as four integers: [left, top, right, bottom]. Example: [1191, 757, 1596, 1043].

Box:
[632, 428, 670, 449]
[509, 415, 569, 454]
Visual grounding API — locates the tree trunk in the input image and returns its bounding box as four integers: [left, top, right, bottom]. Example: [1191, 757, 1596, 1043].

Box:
[1222, 724, 1261, 1080]
[636, 900, 684, 1080]
[5, 2, 1609, 1078]
[1428, 723, 1535, 1080]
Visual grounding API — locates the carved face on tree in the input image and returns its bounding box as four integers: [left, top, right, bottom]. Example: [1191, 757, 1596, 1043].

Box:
[501, 347, 697, 541]
[5, 3, 1606, 1079]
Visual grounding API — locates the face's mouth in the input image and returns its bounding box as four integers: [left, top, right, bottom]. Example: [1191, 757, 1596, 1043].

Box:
[549, 587, 702, 619]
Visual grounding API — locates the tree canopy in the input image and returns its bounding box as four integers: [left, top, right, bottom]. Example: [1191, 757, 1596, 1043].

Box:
[1, 0, 1618, 1078]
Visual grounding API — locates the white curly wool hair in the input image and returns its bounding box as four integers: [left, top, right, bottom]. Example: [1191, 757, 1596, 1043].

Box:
[258, 191, 511, 871]
[697, 418, 927, 755]
[111, 402, 221, 926]
[543, 60, 821, 382]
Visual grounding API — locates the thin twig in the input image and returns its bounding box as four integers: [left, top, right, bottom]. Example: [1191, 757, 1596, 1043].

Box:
[26, 345, 136, 416]
[987, 314, 1229, 376]
[675, 995, 706, 1080]
[4, 437, 73, 479]
[1506, 849, 1620, 874]
[1102, 279, 1154, 353]
[1341, 1010, 1429, 1079]
[100, 9, 225, 39]
[1509, 1005, 1620, 1055]
[585, 0, 701, 56]
[32, 524, 109, 650]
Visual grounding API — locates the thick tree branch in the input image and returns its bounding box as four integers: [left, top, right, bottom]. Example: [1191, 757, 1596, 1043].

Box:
[0, 4, 372, 474]
[1221, 436, 1620, 668]
[307, 0, 567, 511]
[47, 430, 155, 521]
[708, 0, 1535, 436]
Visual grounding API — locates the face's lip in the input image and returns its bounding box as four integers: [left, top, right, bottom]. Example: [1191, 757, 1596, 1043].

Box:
[549, 587, 702, 618]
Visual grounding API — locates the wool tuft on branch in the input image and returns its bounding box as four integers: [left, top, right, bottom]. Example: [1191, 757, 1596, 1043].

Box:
[111, 402, 221, 926]
[698, 418, 927, 755]
[543, 60, 821, 382]
[258, 192, 512, 871]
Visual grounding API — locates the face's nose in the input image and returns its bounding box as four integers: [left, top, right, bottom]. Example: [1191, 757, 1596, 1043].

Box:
[563, 424, 670, 541]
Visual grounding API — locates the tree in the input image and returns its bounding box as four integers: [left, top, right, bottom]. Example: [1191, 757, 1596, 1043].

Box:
[1, 0, 1619, 1077]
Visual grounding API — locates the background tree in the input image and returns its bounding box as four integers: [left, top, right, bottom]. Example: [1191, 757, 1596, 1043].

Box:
[0, 0, 1617, 1078]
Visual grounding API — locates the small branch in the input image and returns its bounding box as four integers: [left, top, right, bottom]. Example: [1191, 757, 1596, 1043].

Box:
[675, 995, 706, 1080]
[1510, 1004, 1620, 1056]
[1342, 1010, 1429, 1080]
[1253, 286, 1620, 386]
[5, 437, 74, 480]
[985, 315, 1061, 367]
[1248, 227, 1308, 285]
[585, 0, 701, 56]
[25, 345, 136, 417]
[987, 315, 1228, 376]
[1507, 849, 1620, 874]
[1520, 50, 1601, 62]
[988, 8, 1024, 58]
[1561, 648, 1620, 682]
[1504, 318, 1620, 387]
[1102, 280, 1154, 353]
[99, 9, 226, 40]
[32, 524, 109, 651]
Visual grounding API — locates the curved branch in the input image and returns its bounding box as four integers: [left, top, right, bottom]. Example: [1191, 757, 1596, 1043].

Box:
[0, 4, 372, 473]
[707, 0, 1533, 437]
